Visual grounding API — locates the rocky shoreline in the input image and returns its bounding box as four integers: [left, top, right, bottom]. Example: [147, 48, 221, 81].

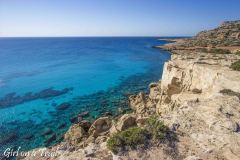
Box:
[18, 20, 240, 160]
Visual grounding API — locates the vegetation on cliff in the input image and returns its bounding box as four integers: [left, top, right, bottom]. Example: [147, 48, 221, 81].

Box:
[230, 60, 240, 71]
[107, 126, 148, 153]
[107, 116, 176, 153]
[185, 20, 240, 47]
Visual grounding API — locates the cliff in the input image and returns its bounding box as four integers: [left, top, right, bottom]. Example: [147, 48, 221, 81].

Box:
[20, 21, 240, 160]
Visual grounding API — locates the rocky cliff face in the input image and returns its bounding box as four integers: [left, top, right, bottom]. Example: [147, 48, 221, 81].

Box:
[152, 51, 240, 159]
[20, 21, 240, 160]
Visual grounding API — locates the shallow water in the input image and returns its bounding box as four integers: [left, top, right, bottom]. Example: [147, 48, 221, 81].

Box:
[0, 37, 171, 153]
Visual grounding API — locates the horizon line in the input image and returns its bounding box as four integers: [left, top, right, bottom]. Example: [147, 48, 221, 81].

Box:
[0, 35, 191, 38]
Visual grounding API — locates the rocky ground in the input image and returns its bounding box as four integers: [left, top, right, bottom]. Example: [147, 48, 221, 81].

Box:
[19, 20, 240, 160]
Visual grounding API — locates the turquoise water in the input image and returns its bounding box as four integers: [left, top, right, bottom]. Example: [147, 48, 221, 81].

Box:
[0, 37, 170, 153]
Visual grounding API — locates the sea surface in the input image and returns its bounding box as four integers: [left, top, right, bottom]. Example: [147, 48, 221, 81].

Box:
[0, 37, 171, 153]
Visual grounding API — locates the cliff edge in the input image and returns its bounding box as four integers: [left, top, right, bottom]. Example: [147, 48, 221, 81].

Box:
[20, 21, 240, 160]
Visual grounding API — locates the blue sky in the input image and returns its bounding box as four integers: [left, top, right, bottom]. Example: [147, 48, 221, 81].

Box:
[0, 0, 239, 37]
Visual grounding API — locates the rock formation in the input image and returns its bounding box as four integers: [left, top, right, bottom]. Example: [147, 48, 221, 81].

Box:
[20, 20, 240, 160]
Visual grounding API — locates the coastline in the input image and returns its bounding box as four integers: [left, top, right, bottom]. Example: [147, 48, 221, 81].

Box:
[0, 38, 172, 158]
[14, 21, 240, 160]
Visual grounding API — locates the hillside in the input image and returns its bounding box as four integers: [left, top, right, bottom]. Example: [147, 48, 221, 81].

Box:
[20, 21, 240, 160]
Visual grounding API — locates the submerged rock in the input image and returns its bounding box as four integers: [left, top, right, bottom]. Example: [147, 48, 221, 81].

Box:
[57, 123, 66, 129]
[0, 87, 73, 109]
[42, 128, 53, 136]
[78, 111, 89, 117]
[0, 133, 18, 145]
[44, 133, 56, 146]
[22, 134, 34, 140]
[56, 102, 71, 110]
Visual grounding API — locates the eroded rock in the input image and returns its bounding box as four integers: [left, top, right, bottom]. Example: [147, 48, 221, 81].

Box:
[88, 117, 111, 138]
[64, 124, 87, 145]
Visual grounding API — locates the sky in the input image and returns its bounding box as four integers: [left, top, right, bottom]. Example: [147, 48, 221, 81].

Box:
[0, 0, 240, 37]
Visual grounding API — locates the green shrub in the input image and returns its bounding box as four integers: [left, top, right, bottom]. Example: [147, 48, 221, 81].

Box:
[196, 48, 208, 52]
[107, 127, 148, 153]
[107, 116, 177, 153]
[196, 48, 232, 54]
[235, 51, 240, 56]
[209, 48, 231, 54]
[220, 89, 240, 100]
[145, 116, 176, 141]
[230, 60, 240, 71]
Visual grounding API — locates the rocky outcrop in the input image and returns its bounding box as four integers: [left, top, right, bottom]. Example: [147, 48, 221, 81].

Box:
[127, 21, 240, 160]
[64, 124, 87, 145]
[156, 20, 240, 51]
[109, 114, 136, 134]
[20, 20, 240, 160]
[88, 117, 112, 138]
[129, 92, 156, 117]
[193, 20, 240, 47]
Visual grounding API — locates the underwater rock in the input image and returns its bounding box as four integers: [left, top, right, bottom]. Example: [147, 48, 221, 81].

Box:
[57, 123, 66, 129]
[0, 133, 18, 145]
[0, 87, 73, 109]
[70, 114, 83, 124]
[78, 111, 89, 117]
[51, 102, 57, 107]
[56, 102, 71, 110]
[44, 133, 56, 146]
[42, 128, 53, 136]
[70, 116, 78, 123]
[22, 134, 34, 140]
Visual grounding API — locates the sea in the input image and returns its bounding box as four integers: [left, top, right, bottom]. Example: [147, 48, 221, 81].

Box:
[0, 37, 171, 154]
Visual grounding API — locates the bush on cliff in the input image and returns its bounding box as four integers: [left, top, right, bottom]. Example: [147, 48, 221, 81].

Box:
[220, 89, 240, 100]
[145, 116, 169, 140]
[230, 60, 240, 71]
[209, 48, 231, 54]
[196, 48, 231, 54]
[235, 51, 240, 56]
[107, 116, 177, 153]
[107, 127, 148, 153]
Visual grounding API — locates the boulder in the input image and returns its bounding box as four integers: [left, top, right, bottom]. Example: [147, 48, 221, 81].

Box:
[88, 117, 111, 137]
[115, 114, 136, 131]
[64, 124, 87, 145]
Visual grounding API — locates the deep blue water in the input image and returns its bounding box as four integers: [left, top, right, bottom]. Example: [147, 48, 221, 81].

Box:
[0, 37, 170, 153]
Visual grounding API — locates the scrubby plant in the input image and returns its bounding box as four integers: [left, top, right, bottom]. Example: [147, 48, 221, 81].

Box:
[235, 51, 240, 56]
[209, 48, 231, 54]
[107, 116, 177, 154]
[195, 48, 232, 55]
[145, 116, 177, 142]
[230, 60, 240, 71]
[220, 89, 240, 100]
[107, 127, 148, 153]
[196, 48, 208, 53]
